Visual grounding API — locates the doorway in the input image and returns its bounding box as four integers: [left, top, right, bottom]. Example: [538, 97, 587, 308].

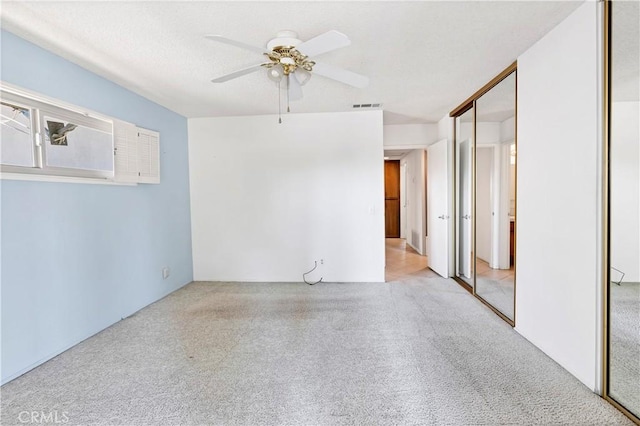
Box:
[384, 150, 429, 282]
[385, 238, 432, 282]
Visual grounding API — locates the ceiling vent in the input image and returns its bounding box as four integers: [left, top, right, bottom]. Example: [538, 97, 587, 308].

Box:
[353, 103, 382, 109]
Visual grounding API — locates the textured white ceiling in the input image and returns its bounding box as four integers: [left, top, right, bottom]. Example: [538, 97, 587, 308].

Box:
[1, 1, 584, 124]
[612, 0, 640, 102]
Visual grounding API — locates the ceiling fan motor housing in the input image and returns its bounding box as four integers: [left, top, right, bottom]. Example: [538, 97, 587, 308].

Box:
[266, 30, 302, 50]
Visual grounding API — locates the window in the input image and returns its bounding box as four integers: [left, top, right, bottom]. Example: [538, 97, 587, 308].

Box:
[1, 84, 160, 184]
[1, 99, 34, 167]
[42, 114, 113, 173]
[1, 90, 113, 179]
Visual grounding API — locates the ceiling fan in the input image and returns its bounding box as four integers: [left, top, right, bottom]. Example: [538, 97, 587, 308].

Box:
[205, 30, 369, 102]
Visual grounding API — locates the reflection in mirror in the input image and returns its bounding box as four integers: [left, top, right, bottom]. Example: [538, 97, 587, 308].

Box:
[474, 72, 516, 321]
[608, 0, 639, 420]
[455, 108, 474, 287]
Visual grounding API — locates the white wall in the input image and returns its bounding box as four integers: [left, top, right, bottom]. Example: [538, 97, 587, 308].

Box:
[401, 149, 427, 254]
[477, 122, 501, 145]
[438, 115, 453, 143]
[458, 122, 501, 145]
[500, 116, 516, 143]
[384, 123, 438, 148]
[188, 111, 385, 283]
[516, 1, 600, 390]
[611, 101, 640, 282]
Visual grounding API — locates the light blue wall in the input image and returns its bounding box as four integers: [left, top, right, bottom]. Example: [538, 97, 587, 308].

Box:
[0, 30, 193, 383]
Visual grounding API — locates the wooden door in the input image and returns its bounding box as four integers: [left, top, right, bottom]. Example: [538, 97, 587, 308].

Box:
[384, 160, 400, 238]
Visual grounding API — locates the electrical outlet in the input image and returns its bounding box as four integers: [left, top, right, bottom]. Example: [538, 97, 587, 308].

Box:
[320, 259, 324, 265]
[162, 267, 170, 280]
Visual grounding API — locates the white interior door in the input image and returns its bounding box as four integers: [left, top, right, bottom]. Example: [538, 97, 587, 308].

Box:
[427, 139, 449, 277]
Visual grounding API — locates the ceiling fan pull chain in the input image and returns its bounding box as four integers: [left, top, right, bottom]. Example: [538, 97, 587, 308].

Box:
[278, 80, 282, 124]
[286, 75, 291, 113]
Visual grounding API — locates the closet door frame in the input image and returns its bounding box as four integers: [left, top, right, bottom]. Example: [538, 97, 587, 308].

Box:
[602, 1, 640, 424]
[450, 62, 518, 327]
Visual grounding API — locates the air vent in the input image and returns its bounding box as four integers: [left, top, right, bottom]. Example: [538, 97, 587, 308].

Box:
[353, 103, 382, 109]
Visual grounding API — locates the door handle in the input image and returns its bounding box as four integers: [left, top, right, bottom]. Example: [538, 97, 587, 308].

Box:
[437, 215, 450, 220]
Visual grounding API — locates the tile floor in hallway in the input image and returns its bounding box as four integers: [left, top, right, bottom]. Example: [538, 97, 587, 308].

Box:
[385, 238, 436, 282]
[476, 258, 515, 282]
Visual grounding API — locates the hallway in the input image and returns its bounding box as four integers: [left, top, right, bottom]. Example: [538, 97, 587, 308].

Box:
[385, 238, 436, 282]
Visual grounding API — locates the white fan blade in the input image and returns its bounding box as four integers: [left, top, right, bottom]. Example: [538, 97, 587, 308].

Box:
[295, 30, 351, 57]
[211, 63, 265, 83]
[205, 35, 270, 55]
[312, 62, 369, 88]
[288, 73, 303, 101]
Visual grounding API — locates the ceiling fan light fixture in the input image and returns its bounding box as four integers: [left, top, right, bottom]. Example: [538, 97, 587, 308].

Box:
[265, 47, 315, 76]
[296, 69, 311, 86]
[267, 65, 284, 82]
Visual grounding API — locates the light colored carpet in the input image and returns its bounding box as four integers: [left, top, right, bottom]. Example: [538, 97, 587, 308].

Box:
[609, 282, 640, 418]
[1, 278, 634, 426]
[475, 276, 515, 321]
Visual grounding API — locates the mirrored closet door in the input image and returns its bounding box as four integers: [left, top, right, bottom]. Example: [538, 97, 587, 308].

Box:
[475, 72, 516, 322]
[451, 64, 517, 325]
[605, 0, 640, 423]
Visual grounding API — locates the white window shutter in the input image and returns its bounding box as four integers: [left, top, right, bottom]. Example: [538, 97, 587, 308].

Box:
[137, 128, 160, 184]
[113, 120, 139, 183]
